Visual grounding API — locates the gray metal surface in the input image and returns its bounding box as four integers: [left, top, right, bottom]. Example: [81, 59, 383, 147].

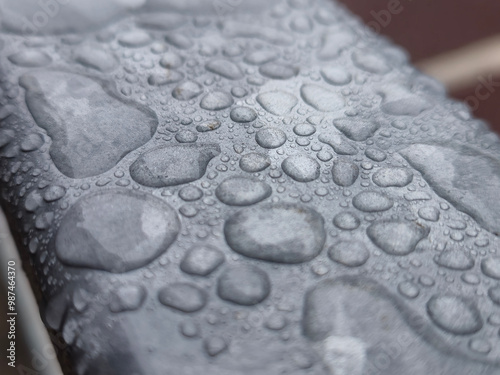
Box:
[1, 0, 500, 374]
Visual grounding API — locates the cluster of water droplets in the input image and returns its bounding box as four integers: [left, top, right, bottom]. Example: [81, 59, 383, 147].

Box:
[1, 0, 500, 372]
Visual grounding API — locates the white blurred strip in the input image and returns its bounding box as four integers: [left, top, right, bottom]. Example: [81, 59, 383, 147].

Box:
[417, 34, 500, 91]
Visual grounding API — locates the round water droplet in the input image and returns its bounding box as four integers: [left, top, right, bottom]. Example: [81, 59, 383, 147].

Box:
[367, 220, 429, 256]
[230, 106, 257, 123]
[352, 191, 393, 212]
[172, 80, 203, 101]
[372, 168, 413, 187]
[481, 258, 500, 280]
[282, 155, 320, 182]
[180, 245, 225, 276]
[327, 240, 369, 267]
[434, 249, 474, 271]
[109, 285, 146, 313]
[9, 50, 52, 67]
[418, 207, 440, 222]
[43, 185, 66, 202]
[259, 63, 299, 80]
[200, 91, 234, 111]
[158, 283, 207, 313]
[333, 212, 360, 230]
[488, 287, 500, 305]
[224, 203, 325, 263]
[255, 128, 286, 149]
[216, 177, 272, 206]
[179, 186, 203, 201]
[55, 190, 180, 273]
[427, 295, 483, 335]
[239, 153, 271, 173]
[217, 266, 270, 305]
[293, 123, 316, 136]
[320, 67, 351, 85]
[397, 281, 420, 299]
[331, 159, 359, 187]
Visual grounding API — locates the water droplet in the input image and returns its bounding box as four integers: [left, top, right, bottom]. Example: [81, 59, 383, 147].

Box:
[352, 191, 393, 212]
[135, 13, 184, 31]
[172, 80, 203, 101]
[488, 286, 500, 305]
[43, 185, 66, 202]
[318, 133, 357, 155]
[206, 59, 243, 80]
[200, 91, 234, 110]
[317, 31, 356, 60]
[130, 144, 220, 187]
[256, 91, 298, 115]
[224, 203, 325, 263]
[333, 212, 360, 230]
[55, 190, 180, 273]
[75, 45, 118, 72]
[418, 206, 440, 222]
[320, 67, 352, 85]
[109, 285, 146, 313]
[367, 220, 429, 256]
[300, 84, 344, 112]
[333, 118, 380, 142]
[293, 123, 315, 136]
[434, 249, 474, 270]
[217, 265, 270, 305]
[352, 50, 390, 74]
[244, 50, 279, 65]
[239, 153, 271, 172]
[196, 120, 221, 132]
[372, 168, 413, 187]
[331, 159, 359, 187]
[427, 295, 483, 335]
[259, 63, 299, 80]
[216, 177, 271, 206]
[148, 70, 184, 86]
[204, 336, 227, 356]
[328, 240, 369, 267]
[180, 245, 225, 276]
[179, 186, 203, 201]
[400, 143, 500, 235]
[20, 71, 157, 178]
[175, 130, 198, 143]
[255, 128, 287, 149]
[481, 257, 500, 280]
[164, 33, 193, 49]
[118, 30, 152, 47]
[8, 50, 52, 67]
[159, 52, 184, 69]
[365, 148, 386, 162]
[398, 281, 420, 299]
[282, 154, 320, 182]
[230, 106, 257, 123]
[158, 283, 207, 313]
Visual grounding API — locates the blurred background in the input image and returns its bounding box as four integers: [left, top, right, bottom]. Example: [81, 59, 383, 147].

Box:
[339, 0, 500, 133]
[3, 1, 500, 374]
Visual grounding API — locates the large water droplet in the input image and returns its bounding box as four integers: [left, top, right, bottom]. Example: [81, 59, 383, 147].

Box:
[55, 190, 180, 273]
[367, 220, 429, 256]
[224, 203, 325, 263]
[158, 283, 207, 313]
[217, 265, 270, 305]
[216, 176, 272, 206]
[427, 295, 483, 335]
[282, 155, 320, 182]
[130, 144, 220, 187]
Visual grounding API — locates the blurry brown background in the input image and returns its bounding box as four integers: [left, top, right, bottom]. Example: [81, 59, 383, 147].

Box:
[339, 0, 500, 133]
